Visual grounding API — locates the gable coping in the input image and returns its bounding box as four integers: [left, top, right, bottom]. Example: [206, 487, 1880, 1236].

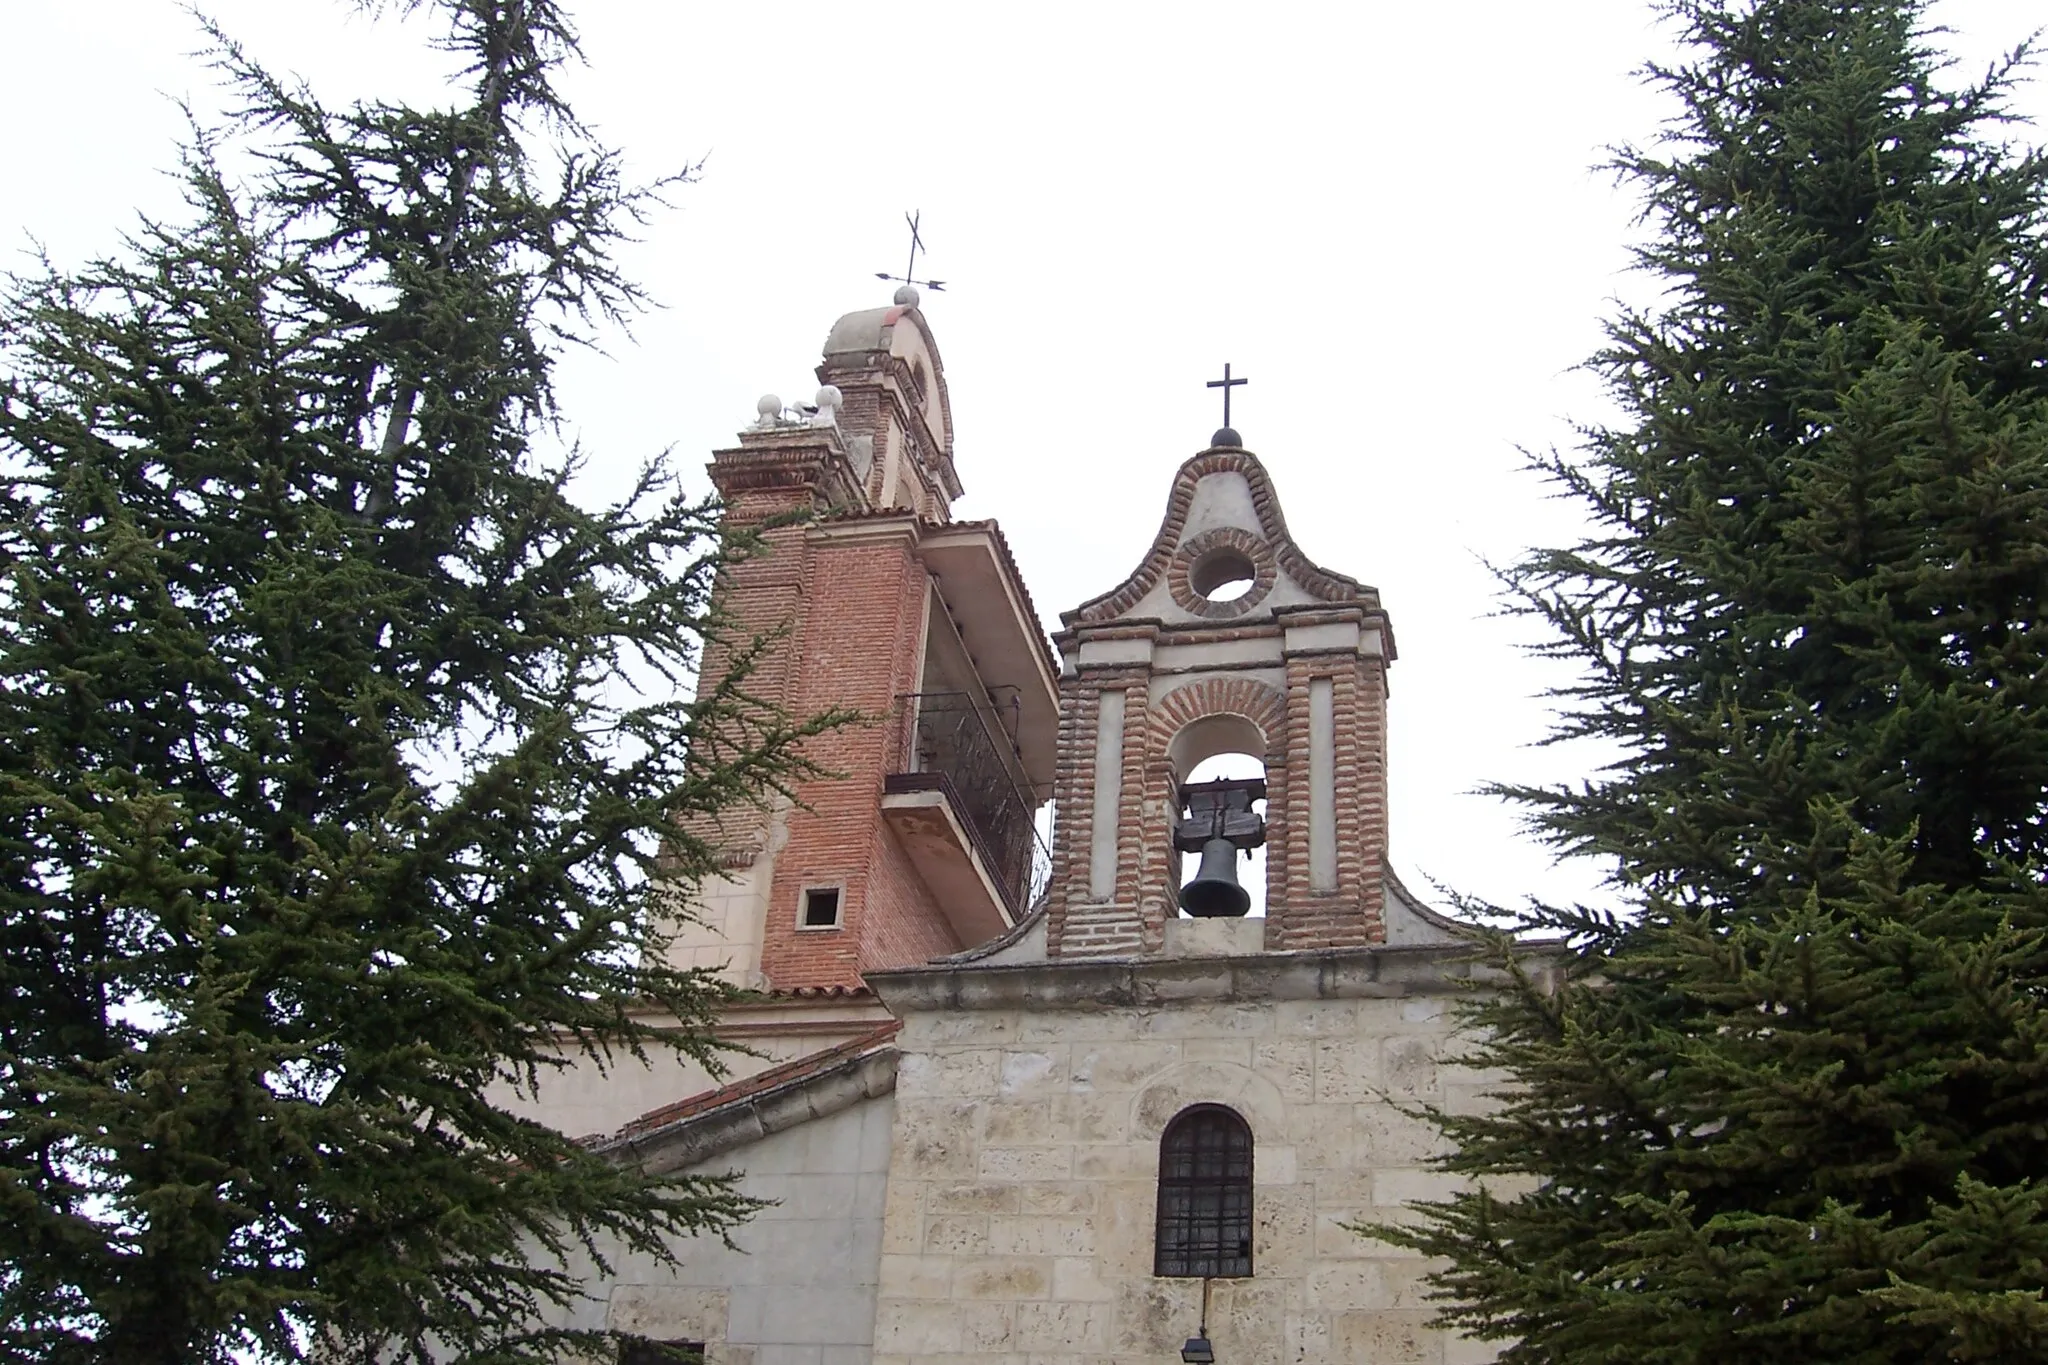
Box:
[1065, 447, 1372, 626]
[586, 1020, 901, 1175]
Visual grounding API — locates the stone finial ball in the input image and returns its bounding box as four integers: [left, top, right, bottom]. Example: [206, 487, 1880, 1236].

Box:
[756, 394, 782, 418]
[815, 384, 843, 409]
[893, 284, 921, 308]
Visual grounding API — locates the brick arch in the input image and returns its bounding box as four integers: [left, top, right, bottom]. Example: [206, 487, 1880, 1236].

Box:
[1148, 677, 1288, 764]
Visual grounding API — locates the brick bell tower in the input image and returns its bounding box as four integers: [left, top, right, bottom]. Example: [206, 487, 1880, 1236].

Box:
[1043, 429, 1398, 958]
[669, 287, 1059, 1005]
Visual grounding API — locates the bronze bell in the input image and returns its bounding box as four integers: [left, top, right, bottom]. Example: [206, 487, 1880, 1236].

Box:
[1180, 837, 1251, 917]
[1174, 777, 1267, 918]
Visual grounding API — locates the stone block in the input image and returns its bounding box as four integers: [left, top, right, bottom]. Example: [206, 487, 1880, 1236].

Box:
[1313, 1039, 1382, 1101]
[928, 1181, 1021, 1214]
[909, 1008, 1022, 1046]
[1440, 1082, 1499, 1117]
[1355, 1101, 1451, 1166]
[1382, 1036, 1440, 1100]
[1253, 1183, 1315, 1278]
[1072, 1142, 1150, 1181]
[1110, 1277, 1202, 1355]
[1089, 1178, 1158, 1277]
[1380, 1258, 1441, 1310]
[1285, 1311, 1330, 1365]
[1308, 1168, 1377, 1219]
[894, 1099, 983, 1178]
[1212, 1280, 1298, 1365]
[1069, 1092, 1130, 1144]
[1314, 1210, 1384, 1259]
[880, 1192, 922, 1254]
[1256, 1143, 1297, 1187]
[896, 1048, 1002, 1098]
[1019, 1183, 1097, 1216]
[1307, 1260, 1390, 1310]
[989, 1214, 1095, 1257]
[1272, 998, 1366, 1038]
[873, 1301, 962, 1355]
[923, 1213, 989, 1255]
[1251, 1040, 1315, 1101]
[1014, 1300, 1112, 1353]
[999, 1048, 1070, 1096]
[878, 1253, 954, 1301]
[1016, 1009, 1125, 1044]
[982, 1096, 1073, 1146]
[952, 1255, 1052, 1300]
[1373, 1168, 1463, 1209]
[959, 1301, 1017, 1353]
[980, 1145, 1073, 1182]
[1181, 1035, 1255, 1066]
[1052, 1257, 1114, 1302]
[1399, 997, 1449, 1025]
[1329, 1311, 1441, 1364]
[1068, 1042, 1182, 1091]
[1134, 1000, 1271, 1038]
[1445, 1332, 1505, 1364]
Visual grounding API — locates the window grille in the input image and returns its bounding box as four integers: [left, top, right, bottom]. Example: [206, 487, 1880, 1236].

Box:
[1154, 1104, 1253, 1278]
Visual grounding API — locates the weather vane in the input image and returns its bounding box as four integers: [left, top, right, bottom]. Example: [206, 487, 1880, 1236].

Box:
[1207, 363, 1247, 445]
[876, 210, 946, 293]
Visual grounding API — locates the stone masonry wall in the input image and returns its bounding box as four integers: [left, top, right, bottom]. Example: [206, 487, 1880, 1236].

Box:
[871, 988, 1500, 1365]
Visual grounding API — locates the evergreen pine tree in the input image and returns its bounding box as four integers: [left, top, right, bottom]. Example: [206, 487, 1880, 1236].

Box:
[1370, 2, 2048, 1360]
[0, 3, 841, 1361]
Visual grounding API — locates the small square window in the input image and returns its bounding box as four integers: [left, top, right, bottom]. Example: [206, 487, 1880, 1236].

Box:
[799, 886, 842, 930]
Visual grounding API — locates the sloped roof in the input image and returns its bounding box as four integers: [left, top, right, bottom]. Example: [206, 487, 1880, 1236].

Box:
[586, 1021, 901, 1174]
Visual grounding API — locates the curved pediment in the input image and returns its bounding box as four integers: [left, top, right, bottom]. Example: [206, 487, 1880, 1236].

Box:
[1065, 446, 1379, 628]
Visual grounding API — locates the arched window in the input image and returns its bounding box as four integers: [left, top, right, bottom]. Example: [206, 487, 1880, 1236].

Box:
[1155, 1104, 1254, 1278]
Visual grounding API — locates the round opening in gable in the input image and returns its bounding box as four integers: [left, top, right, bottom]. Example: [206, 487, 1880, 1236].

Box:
[1189, 548, 1258, 603]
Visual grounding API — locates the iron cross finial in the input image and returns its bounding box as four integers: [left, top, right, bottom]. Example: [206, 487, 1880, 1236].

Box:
[1207, 363, 1247, 429]
[875, 210, 947, 294]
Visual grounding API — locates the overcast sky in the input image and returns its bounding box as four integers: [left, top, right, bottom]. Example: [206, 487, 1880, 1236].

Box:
[7, 0, 2044, 916]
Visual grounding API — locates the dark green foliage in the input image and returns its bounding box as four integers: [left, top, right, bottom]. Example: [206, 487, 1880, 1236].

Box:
[1365, 2, 2048, 1360]
[0, 3, 841, 1361]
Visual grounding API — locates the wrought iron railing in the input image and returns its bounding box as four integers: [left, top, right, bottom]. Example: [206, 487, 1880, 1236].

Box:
[887, 691, 1051, 918]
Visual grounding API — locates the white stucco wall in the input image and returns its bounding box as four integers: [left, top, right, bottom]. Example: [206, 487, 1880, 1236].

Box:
[549, 1093, 896, 1365]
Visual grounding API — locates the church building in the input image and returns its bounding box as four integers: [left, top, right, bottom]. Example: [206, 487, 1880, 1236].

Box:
[536, 289, 1505, 1365]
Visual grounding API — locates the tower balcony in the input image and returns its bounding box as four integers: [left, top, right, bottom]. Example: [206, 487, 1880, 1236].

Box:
[883, 691, 1051, 945]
